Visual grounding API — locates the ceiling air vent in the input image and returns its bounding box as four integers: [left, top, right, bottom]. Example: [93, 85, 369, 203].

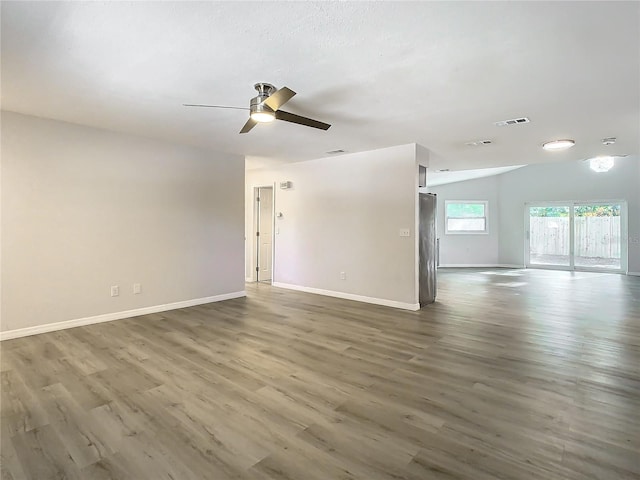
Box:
[494, 117, 530, 127]
[465, 139, 493, 147]
[326, 149, 346, 154]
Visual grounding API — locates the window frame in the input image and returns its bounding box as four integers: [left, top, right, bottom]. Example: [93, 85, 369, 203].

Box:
[444, 200, 489, 235]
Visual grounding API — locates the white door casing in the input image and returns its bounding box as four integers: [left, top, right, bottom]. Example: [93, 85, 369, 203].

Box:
[258, 187, 273, 281]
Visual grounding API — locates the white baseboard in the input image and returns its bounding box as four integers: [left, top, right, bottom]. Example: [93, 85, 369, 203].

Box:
[628, 272, 640, 277]
[272, 282, 419, 311]
[245, 276, 253, 282]
[0, 291, 246, 341]
[438, 264, 525, 269]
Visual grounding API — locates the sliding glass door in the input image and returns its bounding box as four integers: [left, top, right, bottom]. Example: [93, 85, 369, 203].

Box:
[573, 204, 622, 270]
[526, 202, 626, 272]
[528, 206, 571, 268]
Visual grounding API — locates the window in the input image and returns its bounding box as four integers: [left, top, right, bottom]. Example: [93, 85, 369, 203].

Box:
[445, 201, 488, 234]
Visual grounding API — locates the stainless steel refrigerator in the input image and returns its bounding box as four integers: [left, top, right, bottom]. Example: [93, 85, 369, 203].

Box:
[419, 193, 437, 306]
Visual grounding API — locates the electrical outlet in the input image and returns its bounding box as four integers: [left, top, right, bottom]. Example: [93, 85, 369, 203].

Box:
[110, 285, 119, 297]
[133, 283, 141, 294]
[340, 272, 346, 280]
[399, 228, 411, 237]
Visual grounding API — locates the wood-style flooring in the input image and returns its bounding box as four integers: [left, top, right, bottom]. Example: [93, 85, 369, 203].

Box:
[1, 268, 639, 479]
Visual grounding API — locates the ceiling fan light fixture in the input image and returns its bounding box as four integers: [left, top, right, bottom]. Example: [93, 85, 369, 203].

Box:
[589, 156, 615, 172]
[542, 139, 575, 151]
[249, 98, 276, 123]
[250, 111, 275, 123]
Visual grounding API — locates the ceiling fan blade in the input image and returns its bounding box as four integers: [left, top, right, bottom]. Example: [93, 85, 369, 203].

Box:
[262, 87, 296, 111]
[183, 104, 249, 110]
[275, 110, 331, 130]
[239, 117, 258, 134]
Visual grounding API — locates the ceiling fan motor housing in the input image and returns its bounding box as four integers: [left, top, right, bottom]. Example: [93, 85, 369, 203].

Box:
[250, 97, 274, 116]
[251, 83, 276, 115]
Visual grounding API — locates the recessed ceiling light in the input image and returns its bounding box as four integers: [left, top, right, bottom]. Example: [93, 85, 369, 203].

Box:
[542, 139, 575, 151]
[589, 156, 615, 172]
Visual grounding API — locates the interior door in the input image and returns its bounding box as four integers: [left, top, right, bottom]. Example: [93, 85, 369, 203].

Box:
[527, 205, 571, 268]
[257, 187, 273, 282]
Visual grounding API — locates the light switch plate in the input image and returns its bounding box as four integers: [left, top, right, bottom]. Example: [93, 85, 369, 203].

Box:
[399, 228, 410, 237]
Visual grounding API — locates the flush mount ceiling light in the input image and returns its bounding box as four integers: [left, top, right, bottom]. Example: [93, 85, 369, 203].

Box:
[589, 156, 615, 172]
[542, 139, 575, 151]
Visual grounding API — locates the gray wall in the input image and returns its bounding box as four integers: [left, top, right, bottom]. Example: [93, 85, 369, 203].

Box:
[430, 156, 640, 273]
[1, 111, 246, 333]
[246, 144, 420, 307]
[498, 156, 639, 272]
[427, 175, 500, 266]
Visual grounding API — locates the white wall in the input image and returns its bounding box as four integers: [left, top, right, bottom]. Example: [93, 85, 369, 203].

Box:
[246, 144, 420, 308]
[427, 175, 500, 266]
[429, 156, 640, 273]
[1, 111, 245, 335]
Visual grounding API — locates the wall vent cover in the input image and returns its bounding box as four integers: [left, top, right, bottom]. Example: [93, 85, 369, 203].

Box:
[465, 139, 493, 146]
[494, 117, 530, 127]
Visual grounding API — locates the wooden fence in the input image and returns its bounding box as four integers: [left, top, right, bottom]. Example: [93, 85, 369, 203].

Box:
[530, 217, 621, 258]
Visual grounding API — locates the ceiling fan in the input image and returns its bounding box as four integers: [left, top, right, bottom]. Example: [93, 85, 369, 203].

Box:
[184, 83, 331, 134]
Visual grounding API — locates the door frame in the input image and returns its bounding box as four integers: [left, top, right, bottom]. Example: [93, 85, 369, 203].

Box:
[524, 200, 628, 274]
[251, 184, 276, 282]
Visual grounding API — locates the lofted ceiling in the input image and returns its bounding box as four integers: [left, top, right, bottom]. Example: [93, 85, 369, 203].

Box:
[1, 1, 638, 172]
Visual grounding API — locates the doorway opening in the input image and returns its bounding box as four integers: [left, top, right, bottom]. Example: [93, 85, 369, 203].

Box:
[525, 201, 627, 273]
[253, 186, 274, 283]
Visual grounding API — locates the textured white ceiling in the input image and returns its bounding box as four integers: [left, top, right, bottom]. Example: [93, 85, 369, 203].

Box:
[2, 2, 638, 171]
